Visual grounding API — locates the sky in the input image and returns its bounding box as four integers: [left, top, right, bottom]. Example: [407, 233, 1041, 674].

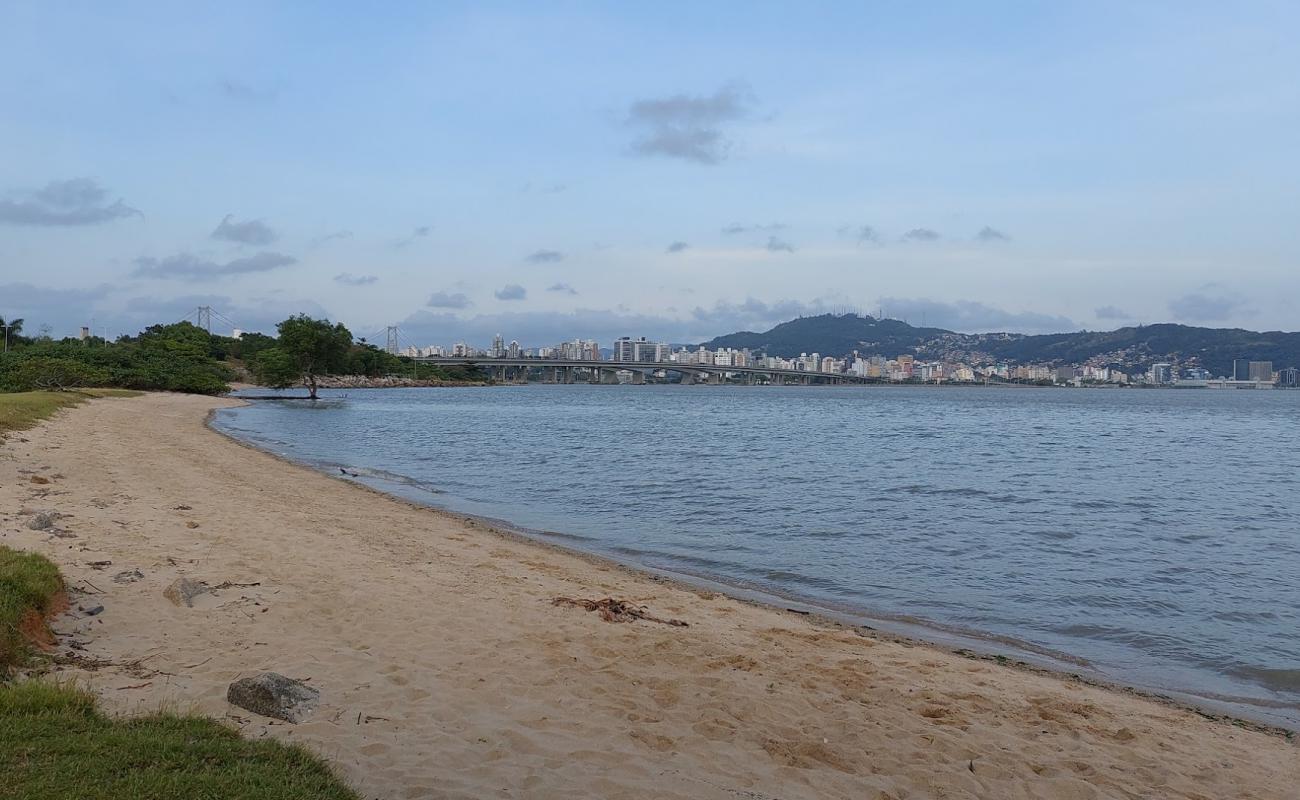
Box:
[2, 1, 1298, 347]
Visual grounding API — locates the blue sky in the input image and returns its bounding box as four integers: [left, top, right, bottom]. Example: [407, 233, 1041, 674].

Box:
[2, 1, 1297, 346]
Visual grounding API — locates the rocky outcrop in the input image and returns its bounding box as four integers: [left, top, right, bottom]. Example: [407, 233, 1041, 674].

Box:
[227, 672, 320, 722]
[312, 374, 485, 389]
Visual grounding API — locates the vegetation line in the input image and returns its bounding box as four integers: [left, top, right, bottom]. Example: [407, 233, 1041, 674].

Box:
[0, 314, 481, 398]
[0, 544, 358, 799]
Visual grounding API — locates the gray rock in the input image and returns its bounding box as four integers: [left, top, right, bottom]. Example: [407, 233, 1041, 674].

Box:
[226, 672, 320, 723]
[26, 510, 59, 530]
[113, 569, 144, 584]
[80, 604, 105, 617]
[163, 577, 210, 607]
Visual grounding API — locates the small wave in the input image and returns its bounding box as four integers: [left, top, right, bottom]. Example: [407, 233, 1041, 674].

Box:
[1230, 667, 1300, 694]
[336, 464, 445, 494]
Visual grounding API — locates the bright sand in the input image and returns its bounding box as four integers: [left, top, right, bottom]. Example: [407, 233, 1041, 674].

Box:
[2, 393, 1296, 799]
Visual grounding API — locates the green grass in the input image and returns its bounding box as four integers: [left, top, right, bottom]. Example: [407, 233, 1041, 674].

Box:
[0, 546, 63, 670]
[0, 544, 358, 799]
[0, 389, 142, 437]
[0, 681, 359, 800]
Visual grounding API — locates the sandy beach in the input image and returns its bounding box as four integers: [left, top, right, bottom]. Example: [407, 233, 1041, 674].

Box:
[2, 392, 1296, 800]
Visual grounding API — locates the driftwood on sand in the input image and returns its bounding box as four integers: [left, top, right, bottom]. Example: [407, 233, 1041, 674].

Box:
[552, 597, 689, 627]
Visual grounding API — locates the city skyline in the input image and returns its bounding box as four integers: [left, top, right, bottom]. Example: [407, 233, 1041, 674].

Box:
[4, 3, 1300, 344]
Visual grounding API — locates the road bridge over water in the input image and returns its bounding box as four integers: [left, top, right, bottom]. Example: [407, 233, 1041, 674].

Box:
[412, 356, 876, 385]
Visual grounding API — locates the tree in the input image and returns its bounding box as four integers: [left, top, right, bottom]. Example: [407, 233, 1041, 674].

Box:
[252, 348, 301, 392]
[1, 316, 23, 352]
[258, 315, 353, 399]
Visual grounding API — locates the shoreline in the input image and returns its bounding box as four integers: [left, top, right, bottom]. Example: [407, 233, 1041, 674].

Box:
[209, 400, 1300, 735]
[4, 392, 1297, 798]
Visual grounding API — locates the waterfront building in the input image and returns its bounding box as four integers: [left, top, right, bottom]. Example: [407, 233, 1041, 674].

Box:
[1278, 367, 1299, 387]
[1248, 361, 1274, 382]
[1148, 363, 1173, 385]
[1233, 358, 1251, 380]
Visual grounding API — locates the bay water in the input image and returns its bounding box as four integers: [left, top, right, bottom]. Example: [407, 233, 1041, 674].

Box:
[213, 385, 1300, 727]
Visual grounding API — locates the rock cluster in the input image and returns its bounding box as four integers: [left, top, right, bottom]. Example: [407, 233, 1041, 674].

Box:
[312, 374, 482, 389]
[227, 672, 320, 723]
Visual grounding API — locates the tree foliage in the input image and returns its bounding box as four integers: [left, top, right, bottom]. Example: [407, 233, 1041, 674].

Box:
[0, 322, 233, 395]
[260, 315, 353, 398]
[251, 348, 303, 391]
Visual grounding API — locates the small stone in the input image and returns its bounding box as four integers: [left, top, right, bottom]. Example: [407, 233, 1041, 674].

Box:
[163, 577, 210, 607]
[26, 511, 59, 530]
[30, 475, 50, 485]
[113, 569, 144, 584]
[81, 604, 105, 617]
[185, 521, 200, 529]
[226, 672, 320, 723]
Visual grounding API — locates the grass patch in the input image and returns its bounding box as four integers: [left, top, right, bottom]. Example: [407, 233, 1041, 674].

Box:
[0, 389, 141, 437]
[0, 681, 359, 800]
[0, 546, 63, 670]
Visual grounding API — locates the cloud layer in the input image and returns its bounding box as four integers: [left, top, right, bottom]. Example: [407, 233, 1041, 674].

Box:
[525, 249, 564, 264]
[0, 178, 141, 226]
[427, 291, 472, 309]
[1167, 285, 1248, 322]
[626, 83, 752, 164]
[211, 214, 278, 245]
[133, 251, 298, 280]
[334, 273, 378, 286]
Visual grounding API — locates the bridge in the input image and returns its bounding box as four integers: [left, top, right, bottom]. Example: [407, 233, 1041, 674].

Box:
[411, 356, 877, 385]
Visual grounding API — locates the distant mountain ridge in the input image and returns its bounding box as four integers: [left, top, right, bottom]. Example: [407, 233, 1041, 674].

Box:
[699, 314, 1300, 376]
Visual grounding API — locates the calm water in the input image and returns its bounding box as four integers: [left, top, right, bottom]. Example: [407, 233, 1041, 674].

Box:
[214, 385, 1300, 727]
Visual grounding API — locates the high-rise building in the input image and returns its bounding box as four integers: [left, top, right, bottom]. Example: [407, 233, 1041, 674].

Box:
[1279, 367, 1299, 388]
[1232, 358, 1251, 380]
[612, 336, 635, 362]
[1248, 361, 1273, 382]
[611, 336, 665, 362]
[1148, 363, 1173, 384]
[491, 334, 505, 358]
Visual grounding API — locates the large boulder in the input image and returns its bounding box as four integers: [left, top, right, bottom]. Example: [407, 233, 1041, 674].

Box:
[162, 577, 210, 607]
[227, 672, 320, 723]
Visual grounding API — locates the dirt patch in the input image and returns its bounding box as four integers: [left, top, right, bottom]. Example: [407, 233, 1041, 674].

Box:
[17, 589, 69, 651]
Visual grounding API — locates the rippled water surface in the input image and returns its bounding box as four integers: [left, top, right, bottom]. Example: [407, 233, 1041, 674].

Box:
[214, 385, 1300, 726]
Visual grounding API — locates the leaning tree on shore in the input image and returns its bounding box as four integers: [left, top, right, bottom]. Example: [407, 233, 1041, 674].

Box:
[253, 315, 352, 399]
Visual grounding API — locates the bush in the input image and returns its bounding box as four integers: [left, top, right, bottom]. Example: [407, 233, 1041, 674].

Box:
[0, 322, 234, 396]
[1, 358, 110, 392]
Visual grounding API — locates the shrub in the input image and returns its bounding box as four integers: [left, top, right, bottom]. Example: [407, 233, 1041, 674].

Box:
[0, 358, 110, 392]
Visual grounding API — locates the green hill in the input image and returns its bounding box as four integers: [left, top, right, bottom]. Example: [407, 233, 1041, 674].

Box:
[699, 314, 1300, 375]
[701, 314, 951, 359]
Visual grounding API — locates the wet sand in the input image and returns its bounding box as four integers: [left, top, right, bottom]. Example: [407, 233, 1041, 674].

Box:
[2, 392, 1296, 799]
